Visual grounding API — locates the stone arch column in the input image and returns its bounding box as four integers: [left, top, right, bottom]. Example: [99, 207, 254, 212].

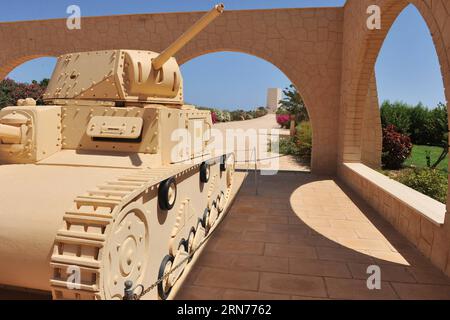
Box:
[340, 0, 450, 167]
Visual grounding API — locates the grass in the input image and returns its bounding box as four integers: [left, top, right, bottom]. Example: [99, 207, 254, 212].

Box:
[404, 145, 448, 172]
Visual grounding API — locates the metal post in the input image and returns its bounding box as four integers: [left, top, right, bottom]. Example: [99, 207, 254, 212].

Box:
[123, 280, 135, 300]
[254, 147, 258, 196]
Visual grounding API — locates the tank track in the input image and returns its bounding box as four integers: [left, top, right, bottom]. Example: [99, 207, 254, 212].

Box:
[50, 155, 234, 300]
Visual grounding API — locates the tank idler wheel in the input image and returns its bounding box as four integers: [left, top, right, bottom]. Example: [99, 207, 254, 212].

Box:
[226, 154, 235, 188]
[200, 162, 210, 183]
[158, 177, 177, 211]
[157, 255, 174, 300]
[220, 154, 227, 172]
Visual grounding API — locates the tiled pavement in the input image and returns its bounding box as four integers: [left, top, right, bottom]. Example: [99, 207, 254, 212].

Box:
[175, 172, 450, 300]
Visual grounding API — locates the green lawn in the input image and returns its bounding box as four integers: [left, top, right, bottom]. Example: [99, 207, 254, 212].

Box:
[404, 145, 448, 172]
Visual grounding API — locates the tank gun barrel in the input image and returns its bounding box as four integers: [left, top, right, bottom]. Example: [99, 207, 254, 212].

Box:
[152, 3, 225, 70]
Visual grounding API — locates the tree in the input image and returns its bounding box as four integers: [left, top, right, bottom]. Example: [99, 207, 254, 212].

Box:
[380, 100, 411, 135]
[279, 84, 309, 122]
[0, 78, 49, 109]
[279, 84, 309, 136]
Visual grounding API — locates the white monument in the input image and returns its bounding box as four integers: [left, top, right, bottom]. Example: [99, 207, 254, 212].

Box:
[266, 88, 282, 112]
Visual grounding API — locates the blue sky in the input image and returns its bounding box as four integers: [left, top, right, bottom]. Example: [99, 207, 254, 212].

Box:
[4, 1, 447, 110]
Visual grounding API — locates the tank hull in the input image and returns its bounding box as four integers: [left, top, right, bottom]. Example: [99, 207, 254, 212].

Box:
[0, 153, 235, 300]
[0, 164, 133, 290]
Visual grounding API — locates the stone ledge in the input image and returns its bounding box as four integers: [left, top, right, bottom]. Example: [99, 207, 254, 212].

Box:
[343, 162, 446, 226]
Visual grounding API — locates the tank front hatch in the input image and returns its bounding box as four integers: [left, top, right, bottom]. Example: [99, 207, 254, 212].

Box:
[43, 50, 183, 105]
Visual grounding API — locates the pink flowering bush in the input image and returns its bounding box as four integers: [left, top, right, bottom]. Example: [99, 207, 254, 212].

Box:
[276, 114, 290, 129]
[211, 111, 218, 124]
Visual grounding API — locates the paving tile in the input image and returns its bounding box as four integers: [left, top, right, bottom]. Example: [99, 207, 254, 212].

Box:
[176, 286, 225, 300]
[289, 258, 351, 278]
[347, 263, 416, 283]
[289, 234, 341, 248]
[243, 231, 289, 244]
[266, 223, 309, 233]
[407, 267, 450, 285]
[259, 272, 327, 298]
[222, 289, 289, 300]
[391, 282, 450, 300]
[233, 255, 289, 273]
[210, 239, 265, 255]
[325, 278, 398, 300]
[316, 246, 374, 263]
[196, 251, 238, 269]
[265, 243, 317, 259]
[335, 237, 392, 251]
[221, 220, 266, 232]
[194, 267, 259, 291]
[177, 172, 450, 300]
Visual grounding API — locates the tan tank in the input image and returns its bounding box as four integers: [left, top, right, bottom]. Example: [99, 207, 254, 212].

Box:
[0, 4, 235, 300]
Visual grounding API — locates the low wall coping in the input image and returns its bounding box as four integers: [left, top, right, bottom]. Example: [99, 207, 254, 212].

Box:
[343, 162, 446, 226]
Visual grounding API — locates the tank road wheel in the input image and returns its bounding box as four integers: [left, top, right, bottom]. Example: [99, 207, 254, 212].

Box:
[158, 255, 174, 300]
[192, 219, 206, 252]
[104, 205, 149, 300]
[226, 153, 235, 188]
[220, 154, 227, 172]
[158, 177, 177, 211]
[168, 239, 190, 287]
[200, 162, 210, 183]
[209, 201, 219, 227]
[187, 227, 196, 257]
[217, 191, 226, 213]
[202, 209, 211, 235]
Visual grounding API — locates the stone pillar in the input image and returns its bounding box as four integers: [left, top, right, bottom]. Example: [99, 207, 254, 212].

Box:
[266, 88, 282, 113]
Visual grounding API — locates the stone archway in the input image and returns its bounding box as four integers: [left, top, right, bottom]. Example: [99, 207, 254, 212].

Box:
[339, 0, 450, 169]
[0, 7, 345, 174]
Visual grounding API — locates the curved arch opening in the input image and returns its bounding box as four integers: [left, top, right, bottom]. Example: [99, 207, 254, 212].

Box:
[1, 56, 56, 109]
[180, 51, 312, 172]
[374, 4, 448, 205]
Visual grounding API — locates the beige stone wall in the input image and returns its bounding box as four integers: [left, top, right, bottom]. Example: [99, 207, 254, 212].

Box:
[0, 8, 344, 175]
[361, 72, 382, 169]
[340, 164, 450, 277]
[338, 0, 450, 277]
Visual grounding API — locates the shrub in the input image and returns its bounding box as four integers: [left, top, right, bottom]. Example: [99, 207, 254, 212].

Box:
[409, 103, 430, 145]
[380, 101, 411, 135]
[426, 102, 448, 146]
[255, 107, 268, 118]
[279, 137, 301, 157]
[0, 78, 48, 109]
[230, 110, 245, 121]
[297, 121, 312, 159]
[278, 121, 312, 160]
[276, 114, 290, 128]
[382, 125, 412, 169]
[211, 112, 218, 124]
[395, 168, 447, 204]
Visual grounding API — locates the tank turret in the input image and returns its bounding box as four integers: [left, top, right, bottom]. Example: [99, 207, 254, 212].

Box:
[43, 4, 224, 106]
